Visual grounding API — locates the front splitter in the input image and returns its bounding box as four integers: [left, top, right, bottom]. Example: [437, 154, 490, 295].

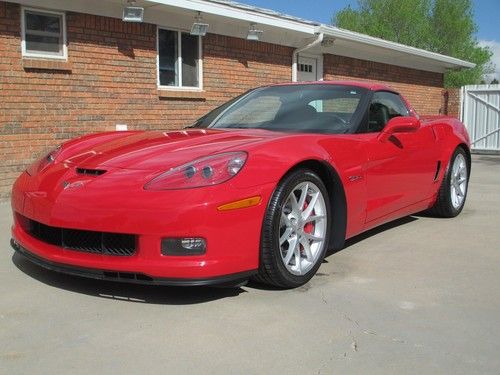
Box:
[10, 238, 256, 287]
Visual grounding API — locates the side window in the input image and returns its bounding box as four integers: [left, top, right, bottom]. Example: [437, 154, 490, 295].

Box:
[22, 8, 67, 59]
[158, 28, 201, 89]
[368, 91, 409, 132]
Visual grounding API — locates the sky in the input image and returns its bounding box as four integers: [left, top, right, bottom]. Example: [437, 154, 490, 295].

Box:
[243, 0, 500, 81]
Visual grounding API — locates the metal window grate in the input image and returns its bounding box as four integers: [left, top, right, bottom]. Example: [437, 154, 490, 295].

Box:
[21, 216, 136, 256]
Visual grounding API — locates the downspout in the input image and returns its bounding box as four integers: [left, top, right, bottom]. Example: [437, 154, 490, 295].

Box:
[292, 32, 324, 82]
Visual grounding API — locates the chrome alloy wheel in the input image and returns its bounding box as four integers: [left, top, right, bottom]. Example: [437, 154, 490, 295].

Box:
[450, 153, 468, 209]
[279, 181, 327, 276]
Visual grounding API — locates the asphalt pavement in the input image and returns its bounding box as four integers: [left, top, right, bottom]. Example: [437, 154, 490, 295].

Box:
[1, 155, 499, 374]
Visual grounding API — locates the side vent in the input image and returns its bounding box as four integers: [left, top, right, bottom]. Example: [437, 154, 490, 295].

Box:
[434, 161, 441, 181]
[76, 168, 106, 176]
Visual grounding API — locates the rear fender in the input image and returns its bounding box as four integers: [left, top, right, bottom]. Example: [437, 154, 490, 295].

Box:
[428, 118, 471, 186]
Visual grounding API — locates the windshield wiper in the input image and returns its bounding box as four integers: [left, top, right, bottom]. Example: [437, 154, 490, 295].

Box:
[217, 124, 251, 129]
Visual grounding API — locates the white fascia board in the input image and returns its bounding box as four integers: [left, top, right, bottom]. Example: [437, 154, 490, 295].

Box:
[11, 0, 316, 34]
[11, 0, 475, 71]
[149, 0, 317, 35]
[317, 25, 476, 70]
[11, 0, 123, 19]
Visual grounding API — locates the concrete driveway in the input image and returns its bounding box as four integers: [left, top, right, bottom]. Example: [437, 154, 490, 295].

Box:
[1, 155, 499, 374]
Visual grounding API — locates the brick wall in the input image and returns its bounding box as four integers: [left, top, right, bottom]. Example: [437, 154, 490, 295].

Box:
[0, 2, 292, 199]
[323, 55, 445, 115]
[443, 88, 461, 118]
[0, 1, 448, 200]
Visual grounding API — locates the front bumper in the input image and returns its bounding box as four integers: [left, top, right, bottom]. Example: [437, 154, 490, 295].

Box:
[11, 239, 256, 286]
[11, 169, 274, 282]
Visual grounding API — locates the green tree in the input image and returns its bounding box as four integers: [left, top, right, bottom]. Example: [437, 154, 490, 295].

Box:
[333, 0, 492, 87]
[491, 78, 499, 84]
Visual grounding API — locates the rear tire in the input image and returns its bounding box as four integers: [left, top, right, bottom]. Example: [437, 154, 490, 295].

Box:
[428, 147, 469, 218]
[254, 169, 331, 288]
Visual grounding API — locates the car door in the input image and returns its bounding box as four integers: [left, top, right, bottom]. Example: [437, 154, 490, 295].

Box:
[361, 91, 438, 223]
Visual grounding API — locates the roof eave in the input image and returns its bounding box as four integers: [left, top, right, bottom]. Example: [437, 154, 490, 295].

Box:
[317, 25, 476, 70]
[147, 0, 318, 34]
[13, 0, 476, 72]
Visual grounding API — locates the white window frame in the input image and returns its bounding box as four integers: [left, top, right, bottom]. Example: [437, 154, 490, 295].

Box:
[157, 26, 203, 91]
[21, 7, 67, 60]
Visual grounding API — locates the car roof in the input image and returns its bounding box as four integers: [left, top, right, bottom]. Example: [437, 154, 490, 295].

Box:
[270, 80, 394, 92]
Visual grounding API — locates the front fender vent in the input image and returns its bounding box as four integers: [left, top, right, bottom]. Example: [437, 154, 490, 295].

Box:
[434, 161, 441, 181]
[76, 168, 106, 176]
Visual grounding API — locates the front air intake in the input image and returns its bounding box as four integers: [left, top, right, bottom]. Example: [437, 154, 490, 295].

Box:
[19, 215, 136, 256]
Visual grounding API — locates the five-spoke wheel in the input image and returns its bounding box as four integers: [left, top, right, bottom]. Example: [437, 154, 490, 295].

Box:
[428, 147, 469, 217]
[279, 181, 327, 276]
[450, 153, 468, 210]
[255, 169, 331, 288]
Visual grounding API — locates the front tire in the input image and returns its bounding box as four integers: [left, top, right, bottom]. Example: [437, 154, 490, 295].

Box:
[428, 147, 469, 217]
[255, 169, 331, 288]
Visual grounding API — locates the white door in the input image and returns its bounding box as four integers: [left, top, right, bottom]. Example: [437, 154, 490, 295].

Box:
[297, 56, 317, 81]
[461, 84, 500, 152]
[298, 55, 323, 111]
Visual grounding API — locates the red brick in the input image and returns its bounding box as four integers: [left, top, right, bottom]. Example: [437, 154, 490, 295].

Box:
[0, 1, 448, 199]
[444, 88, 461, 118]
[324, 55, 444, 114]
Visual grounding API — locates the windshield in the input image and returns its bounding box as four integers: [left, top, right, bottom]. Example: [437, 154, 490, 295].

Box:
[192, 84, 368, 134]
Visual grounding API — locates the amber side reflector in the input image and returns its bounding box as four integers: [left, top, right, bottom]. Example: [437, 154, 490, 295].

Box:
[217, 196, 261, 211]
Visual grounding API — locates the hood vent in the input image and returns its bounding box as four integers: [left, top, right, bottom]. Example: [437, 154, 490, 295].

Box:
[76, 167, 106, 176]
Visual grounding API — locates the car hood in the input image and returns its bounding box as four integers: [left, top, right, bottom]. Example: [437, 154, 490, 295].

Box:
[65, 129, 277, 171]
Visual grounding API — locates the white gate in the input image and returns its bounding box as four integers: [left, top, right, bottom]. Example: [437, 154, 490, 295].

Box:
[461, 84, 500, 152]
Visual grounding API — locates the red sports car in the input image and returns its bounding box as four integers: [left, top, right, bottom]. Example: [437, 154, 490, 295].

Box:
[10, 81, 471, 288]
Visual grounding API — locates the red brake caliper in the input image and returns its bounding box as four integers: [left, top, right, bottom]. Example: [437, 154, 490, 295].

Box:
[300, 201, 314, 257]
[303, 201, 314, 234]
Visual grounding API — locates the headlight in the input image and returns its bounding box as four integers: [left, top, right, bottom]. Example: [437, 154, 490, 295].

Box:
[144, 152, 247, 190]
[26, 146, 61, 176]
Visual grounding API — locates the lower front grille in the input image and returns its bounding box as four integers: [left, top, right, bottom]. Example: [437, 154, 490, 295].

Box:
[19, 215, 136, 256]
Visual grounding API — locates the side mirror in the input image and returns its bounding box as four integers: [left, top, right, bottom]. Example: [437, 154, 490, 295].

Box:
[378, 116, 420, 142]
